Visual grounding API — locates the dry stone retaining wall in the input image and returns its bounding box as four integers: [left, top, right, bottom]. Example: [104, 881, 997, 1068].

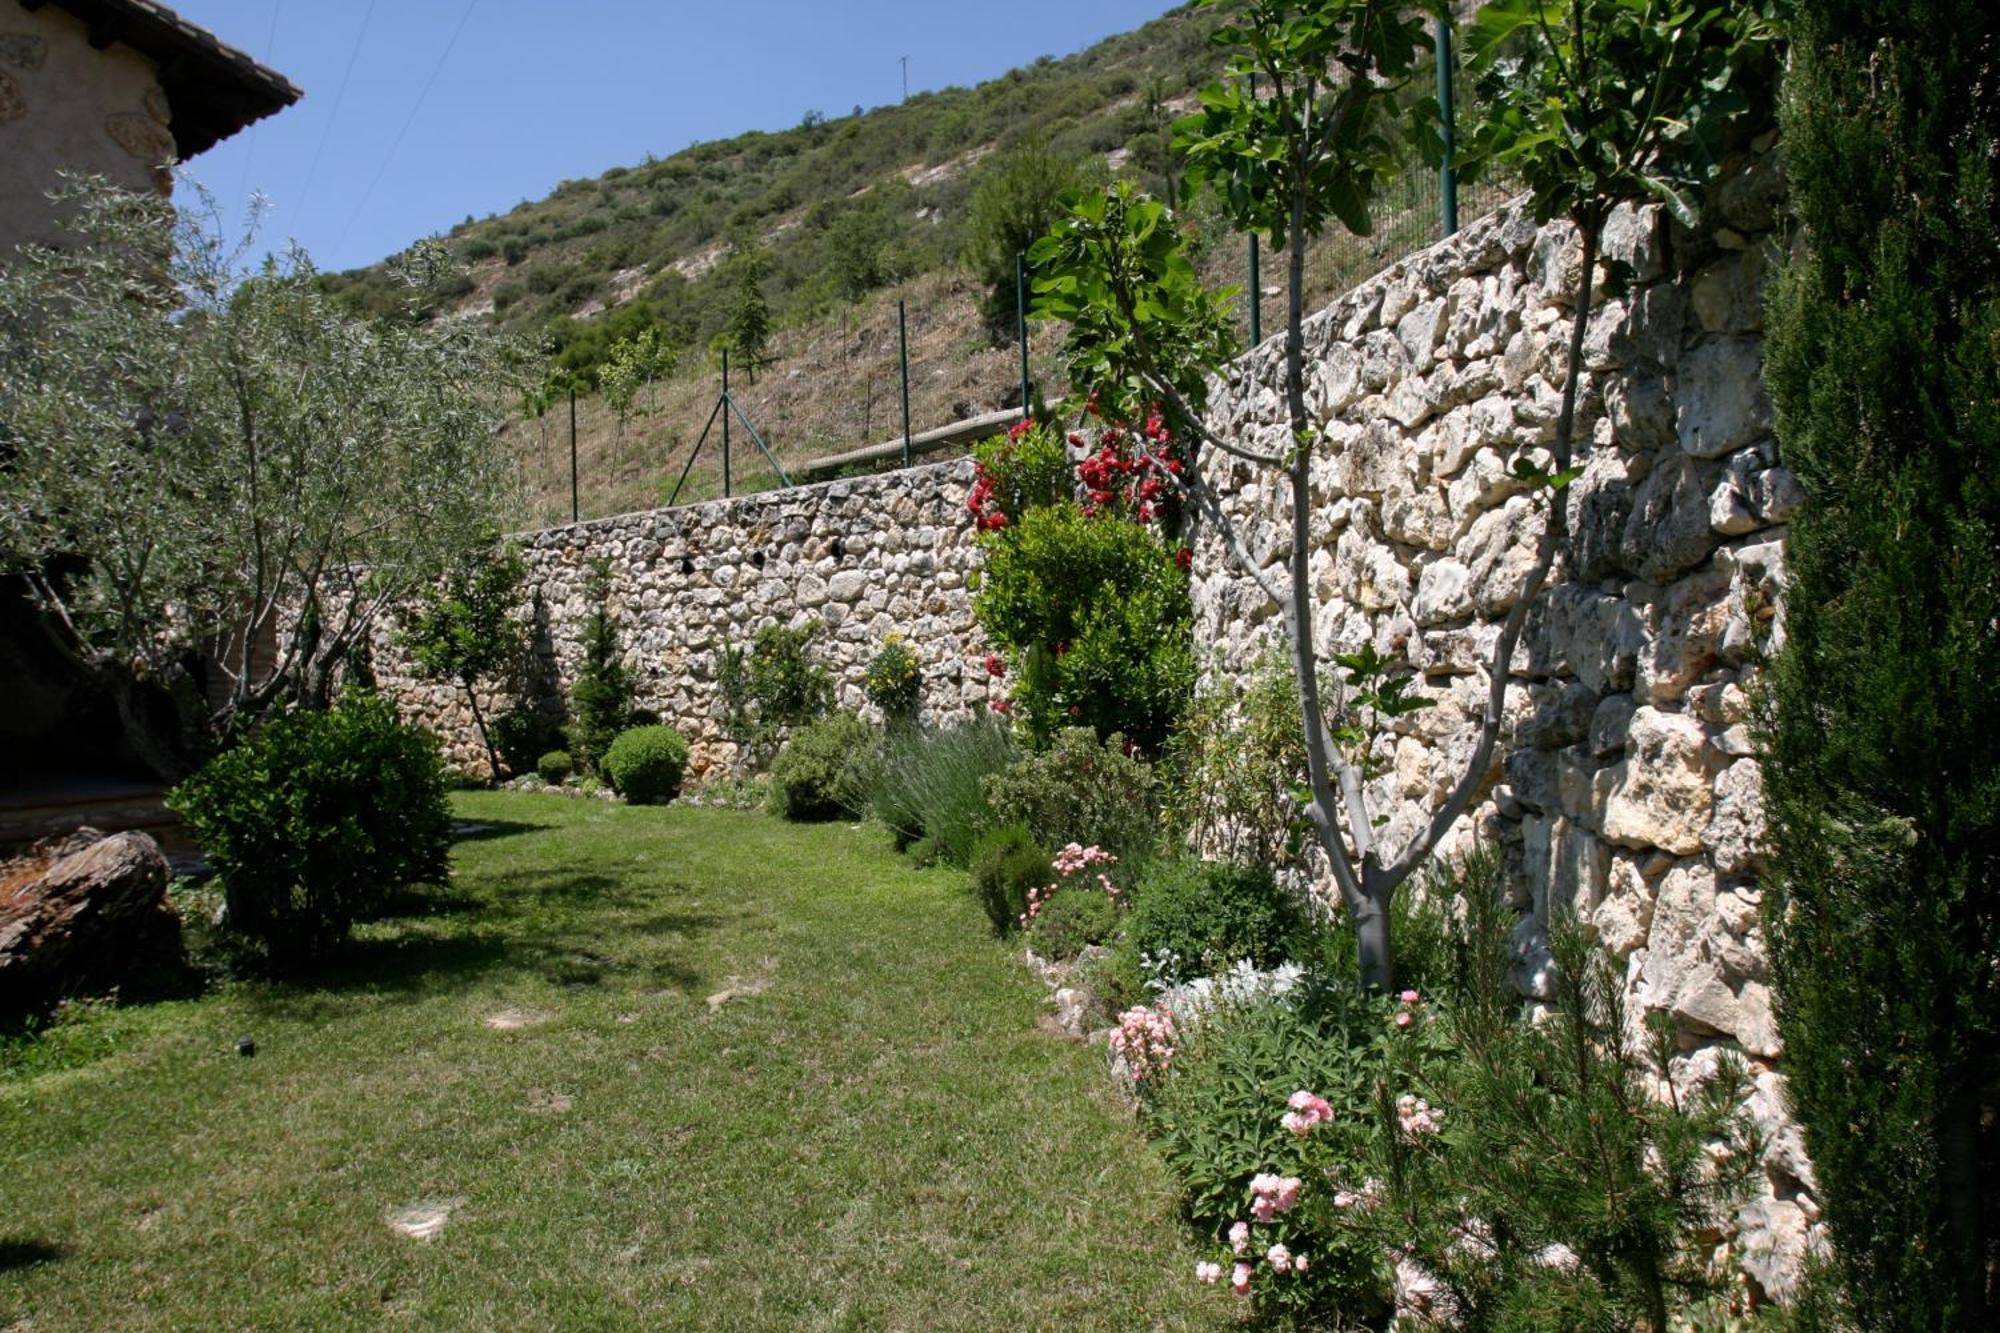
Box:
[1188, 143, 1811, 1298]
[363, 461, 1000, 782]
[371, 141, 1812, 1298]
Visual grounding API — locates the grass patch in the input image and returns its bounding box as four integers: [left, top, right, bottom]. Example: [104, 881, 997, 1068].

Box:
[0, 794, 1228, 1329]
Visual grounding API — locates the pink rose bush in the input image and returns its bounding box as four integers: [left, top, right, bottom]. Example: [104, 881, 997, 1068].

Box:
[1110, 1003, 1177, 1085]
[1017, 843, 1120, 930]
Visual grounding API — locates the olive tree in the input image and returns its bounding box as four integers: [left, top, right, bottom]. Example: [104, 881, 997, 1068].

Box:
[0, 178, 529, 778]
[1033, 0, 1771, 987]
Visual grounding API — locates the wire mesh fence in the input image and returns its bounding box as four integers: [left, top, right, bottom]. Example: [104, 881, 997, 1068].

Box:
[523, 20, 1514, 525]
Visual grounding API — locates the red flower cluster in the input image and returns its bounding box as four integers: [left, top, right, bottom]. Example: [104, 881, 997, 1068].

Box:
[984, 653, 1007, 678]
[966, 464, 1009, 532]
[1073, 410, 1184, 527]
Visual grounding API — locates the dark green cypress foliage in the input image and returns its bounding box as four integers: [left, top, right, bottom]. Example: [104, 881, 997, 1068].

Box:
[1761, 3, 2000, 1325]
[568, 559, 633, 772]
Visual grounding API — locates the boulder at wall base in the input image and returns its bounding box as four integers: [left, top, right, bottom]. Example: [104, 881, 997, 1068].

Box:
[0, 828, 181, 1017]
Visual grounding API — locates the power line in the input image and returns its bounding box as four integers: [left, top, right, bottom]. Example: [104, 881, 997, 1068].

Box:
[333, 0, 479, 256]
[295, 0, 377, 224]
[229, 0, 283, 240]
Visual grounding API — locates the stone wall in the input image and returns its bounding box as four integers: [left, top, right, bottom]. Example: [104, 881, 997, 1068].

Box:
[363, 460, 1001, 780]
[1188, 145, 1812, 1297]
[370, 143, 1812, 1298]
[0, 1, 175, 251]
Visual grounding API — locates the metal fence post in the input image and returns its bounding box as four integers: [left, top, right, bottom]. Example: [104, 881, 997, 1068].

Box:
[568, 383, 578, 525]
[898, 299, 913, 469]
[1015, 251, 1032, 416]
[721, 348, 732, 498]
[1248, 233, 1262, 344]
[1436, 16, 1458, 237]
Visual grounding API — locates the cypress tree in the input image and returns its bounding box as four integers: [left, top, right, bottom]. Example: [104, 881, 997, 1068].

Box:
[1761, 2, 1999, 1324]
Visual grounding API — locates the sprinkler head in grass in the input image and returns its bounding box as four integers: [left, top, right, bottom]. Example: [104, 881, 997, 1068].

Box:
[236, 1037, 256, 1057]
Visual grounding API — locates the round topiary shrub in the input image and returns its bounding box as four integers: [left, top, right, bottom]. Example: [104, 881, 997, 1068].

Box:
[766, 712, 877, 821]
[537, 749, 576, 784]
[1121, 857, 1307, 985]
[602, 725, 689, 805]
[1027, 885, 1120, 959]
[968, 823, 1051, 934]
[168, 691, 450, 968]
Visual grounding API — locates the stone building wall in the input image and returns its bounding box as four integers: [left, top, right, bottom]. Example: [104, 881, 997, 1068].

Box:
[1187, 146, 1812, 1297]
[363, 460, 1002, 781]
[0, 1, 176, 251]
[371, 143, 1812, 1297]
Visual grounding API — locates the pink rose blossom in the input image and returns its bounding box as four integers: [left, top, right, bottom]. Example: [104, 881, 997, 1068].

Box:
[1400, 989, 1420, 1004]
[1231, 1263, 1252, 1296]
[1293, 1252, 1309, 1274]
[1228, 1221, 1250, 1255]
[1266, 1244, 1291, 1274]
[1394, 1010, 1414, 1028]
[1194, 1260, 1223, 1284]
[1251, 1196, 1277, 1223]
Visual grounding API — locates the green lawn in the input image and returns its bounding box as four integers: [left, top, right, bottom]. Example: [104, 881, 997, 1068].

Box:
[1, 794, 1229, 1330]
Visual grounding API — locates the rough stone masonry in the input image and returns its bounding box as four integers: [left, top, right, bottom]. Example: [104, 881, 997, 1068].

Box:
[368, 138, 1813, 1299]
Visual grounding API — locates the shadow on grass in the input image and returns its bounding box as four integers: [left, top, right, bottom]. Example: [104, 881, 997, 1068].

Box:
[0, 1238, 64, 1272]
[236, 870, 730, 1011]
[448, 818, 550, 845]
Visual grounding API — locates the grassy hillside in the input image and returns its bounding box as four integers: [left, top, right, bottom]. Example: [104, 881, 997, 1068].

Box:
[326, 3, 1502, 527]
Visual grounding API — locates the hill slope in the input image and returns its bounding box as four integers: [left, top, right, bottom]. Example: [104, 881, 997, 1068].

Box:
[326, 3, 1500, 526]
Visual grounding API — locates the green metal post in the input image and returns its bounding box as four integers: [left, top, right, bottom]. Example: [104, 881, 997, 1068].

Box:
[1246, 69, 1262, 346]
[568, 384, 578, 525]
[721, 348, 732, 498]
[1435, 16, 1458, 236]
[1248, 234, 1262, 344]
[1015, 251, 1031, 416]
[897, 299, 913, 469]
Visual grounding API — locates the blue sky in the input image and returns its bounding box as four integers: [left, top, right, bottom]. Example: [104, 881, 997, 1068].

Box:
[165, 0, 1181, 273]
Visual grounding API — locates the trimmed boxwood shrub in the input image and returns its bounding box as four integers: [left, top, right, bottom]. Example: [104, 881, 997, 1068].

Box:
[766, 712, 876, 821]
[1027, 886, 1119, 959]
[169, 692, 451, 967]
[603, 725, 689, 805]
[537, 749, 575, 784]
[1120, 858, 1306, 986]
[968, 823, 1049, 934]
[982, 727, 1159, 865]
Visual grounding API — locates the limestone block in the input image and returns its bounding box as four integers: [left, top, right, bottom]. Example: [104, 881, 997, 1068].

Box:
[1634, 566, 1731, 704]
[1464, 497, 1544, 615]
[1397, 296, 1449, 371]
[1602, 708, 1714, 854]
[1620, 452, 1720, 584]
[1599, 201, 1666, 282]
[1691, 247, 1769, 334]
[1674, 337, 1772, 459]
[1706, 758, 1767, 877]
[1528, 219, 1583, 305]
[1592, 853, 1656, 956]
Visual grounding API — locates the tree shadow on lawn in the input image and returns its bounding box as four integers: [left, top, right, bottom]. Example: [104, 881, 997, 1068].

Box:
[239, 870, 730, 1011]
[0, 1237, 65, 1272]
[447, 818, 551, 845]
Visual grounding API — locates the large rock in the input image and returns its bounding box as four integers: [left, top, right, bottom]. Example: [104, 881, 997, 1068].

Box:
[0, 829, 180, 1016]
[1601, 708, 1715, 855]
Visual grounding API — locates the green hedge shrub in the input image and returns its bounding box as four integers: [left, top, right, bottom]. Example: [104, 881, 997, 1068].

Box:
[169, 693, 451, 967]
[491, 707, 551, 778]
[603, 725, 689, 804]
[1027, 886, 1119, 959]
[537, 749, 575, 784]
[982, 727, 1159, 864]
[974, 501, 1194, 751]
[767, 712, 877, 820]
[1120, 858, 1305, 987]
[968, 824, 1050, 934]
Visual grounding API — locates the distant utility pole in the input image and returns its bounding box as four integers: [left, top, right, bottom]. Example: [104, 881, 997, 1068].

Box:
[900, 55, 908, 102]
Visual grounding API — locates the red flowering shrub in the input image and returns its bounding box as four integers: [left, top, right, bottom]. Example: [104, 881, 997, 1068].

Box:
[969, 415, 1195, 750]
